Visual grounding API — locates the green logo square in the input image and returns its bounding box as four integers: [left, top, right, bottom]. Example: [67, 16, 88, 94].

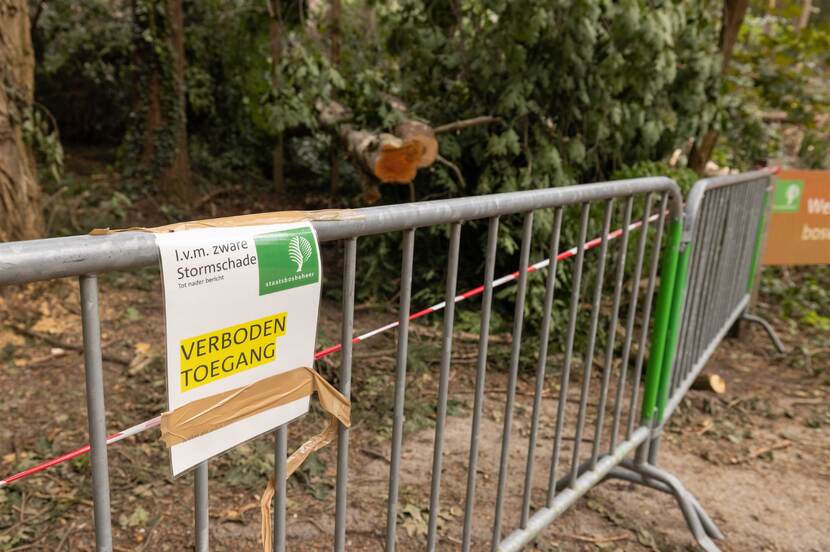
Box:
[772, 179, 804, 213]
[254, 227, 320, 295]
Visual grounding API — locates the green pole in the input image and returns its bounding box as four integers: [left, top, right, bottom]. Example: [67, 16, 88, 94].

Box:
[641, 219, 682, 425]
[746, 185, 771, 294]
[655, 242, 691, 422]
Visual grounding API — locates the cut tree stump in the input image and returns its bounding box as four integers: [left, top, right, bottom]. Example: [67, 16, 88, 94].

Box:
[691, 373, 726, 394]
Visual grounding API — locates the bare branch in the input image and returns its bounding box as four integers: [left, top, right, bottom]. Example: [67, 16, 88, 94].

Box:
[434, 116, 501, 134]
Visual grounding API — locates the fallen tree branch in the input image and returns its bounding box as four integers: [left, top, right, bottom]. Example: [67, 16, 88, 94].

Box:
[731, 440, 792, 465]
[434, 115, 501, 134]
[317, 100, 438, 185]
[553, 532, 630, 544]
[9, 324, 130, 366]
[436, 154, 465, 189]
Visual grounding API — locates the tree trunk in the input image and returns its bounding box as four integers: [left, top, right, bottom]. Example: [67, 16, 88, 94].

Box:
[132, 0, 193, 202]
[0, 0, 44, 241]
[328, 0, 341, 197]
[267, 0, 285, 196]
[161, 0, 192, 200]
[688, 0, 750, 174]
[798, 0, 813, 29]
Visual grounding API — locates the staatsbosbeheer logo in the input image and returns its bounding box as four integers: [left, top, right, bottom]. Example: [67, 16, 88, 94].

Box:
[772, 179, 804, 213]
[253, 226, 320, 295]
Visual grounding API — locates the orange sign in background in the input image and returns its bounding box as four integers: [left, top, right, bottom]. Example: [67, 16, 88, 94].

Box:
[763, 169, 830, 266]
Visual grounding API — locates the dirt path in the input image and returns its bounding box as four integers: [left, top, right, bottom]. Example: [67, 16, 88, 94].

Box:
[1, 278, 828, 551]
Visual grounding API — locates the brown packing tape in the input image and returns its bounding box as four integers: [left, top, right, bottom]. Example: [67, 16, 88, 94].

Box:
[89, 208, 362, 235]
[261, 478, 275, 552]
[161, 366, 349, 552]
[160, 366, 350, 448]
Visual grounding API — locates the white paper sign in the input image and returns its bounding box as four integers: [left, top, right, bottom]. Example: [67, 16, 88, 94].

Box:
[156, 222, 321, 475]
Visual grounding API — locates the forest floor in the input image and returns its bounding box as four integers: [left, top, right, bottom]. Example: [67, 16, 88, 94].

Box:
[1, 151, 829, 551]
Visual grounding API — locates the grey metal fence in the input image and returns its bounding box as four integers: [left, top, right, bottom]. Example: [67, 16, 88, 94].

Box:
[0, 177, 725, 551]
[661, 170, 784, 425]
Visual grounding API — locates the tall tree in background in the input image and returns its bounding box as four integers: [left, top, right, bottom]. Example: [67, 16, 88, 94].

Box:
[328, 0, 341, 196]
[688, 0, 750, 173]
[0, 0, 43, 241]
[266, 0, 285, 195]
[129, 0, 193, 201]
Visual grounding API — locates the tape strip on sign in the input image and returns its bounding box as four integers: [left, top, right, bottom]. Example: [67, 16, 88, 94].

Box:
[89, 208, 361, 235]
[160, 366, 350, 448]
[155, 220, 329, 475]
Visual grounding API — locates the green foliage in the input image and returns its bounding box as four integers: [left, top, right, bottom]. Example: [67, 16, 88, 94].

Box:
[33, 0, 133, 144]
[720, 11, 830, 169]
[761, 265, 830, 328]
[20, 106, 64, 186]
[1, 66, 64, 186]
[611, 160, 698, 196]
[30, 1, 736, 342]
[350, 1, 720, 339]
[247, 35, 344, 136]
[119, 0, 186, 181]
[378, 0, 719, 191]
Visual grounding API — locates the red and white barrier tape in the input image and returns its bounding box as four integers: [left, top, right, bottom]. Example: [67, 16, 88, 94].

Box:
[0, 212, 659, 488]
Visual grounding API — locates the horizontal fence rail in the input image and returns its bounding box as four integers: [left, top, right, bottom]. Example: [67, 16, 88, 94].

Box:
[2, 172, 780, 552]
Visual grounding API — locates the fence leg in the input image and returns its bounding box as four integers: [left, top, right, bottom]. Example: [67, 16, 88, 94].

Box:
[274, 427, 287, 552]
[741, 312, 786, 353]
[80, 275, 114, 552]
[604, 461, 723, 551]
[195, 462, 209, 551]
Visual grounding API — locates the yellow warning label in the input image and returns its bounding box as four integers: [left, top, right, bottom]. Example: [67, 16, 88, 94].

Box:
[179, 313, 287, 391]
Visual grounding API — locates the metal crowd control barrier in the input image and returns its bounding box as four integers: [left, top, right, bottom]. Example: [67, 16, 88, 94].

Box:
[655, 170, 785, 428]
[614, 169, 786, 552]
[0, 177, 725, 551]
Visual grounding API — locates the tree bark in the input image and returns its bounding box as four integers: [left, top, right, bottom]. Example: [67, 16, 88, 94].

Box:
[267, 0, 285, 196]
[0, 0, 44, 241]
[688, 0, 750, 174]
[133, 0, 193, 202]
[161, 0, 192, 200]
[328, 0, 341, 197]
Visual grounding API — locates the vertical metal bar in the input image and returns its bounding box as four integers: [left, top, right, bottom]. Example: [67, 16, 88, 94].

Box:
[704, 189, 728, 360]
[569, 200, 614, 487]
[689, 193, 717, 380]
[461, 217, 499, 552]
[520, 208, 563, 528]
[426, 223, 462, 552]
[690, 193, 715, 374]
[627, 193, 668, 438]
[195, 462, 209, 552]
[491, 213, 534, 551]
[273, 427, 287, 552]
[609, 196, 652, 451]
[547, 203, 591, 506]
[592, 196, 633, 466]
[79, 274, 113, 552]
[738, 183, 762, 295]
[740, 182, 764, 297]
[385, 229, 415, 552]
[335, 238, 357, 552]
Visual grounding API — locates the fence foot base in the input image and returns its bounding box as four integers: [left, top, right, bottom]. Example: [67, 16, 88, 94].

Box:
[605, 460, 723, 552]
[741, 312, 786, 353]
